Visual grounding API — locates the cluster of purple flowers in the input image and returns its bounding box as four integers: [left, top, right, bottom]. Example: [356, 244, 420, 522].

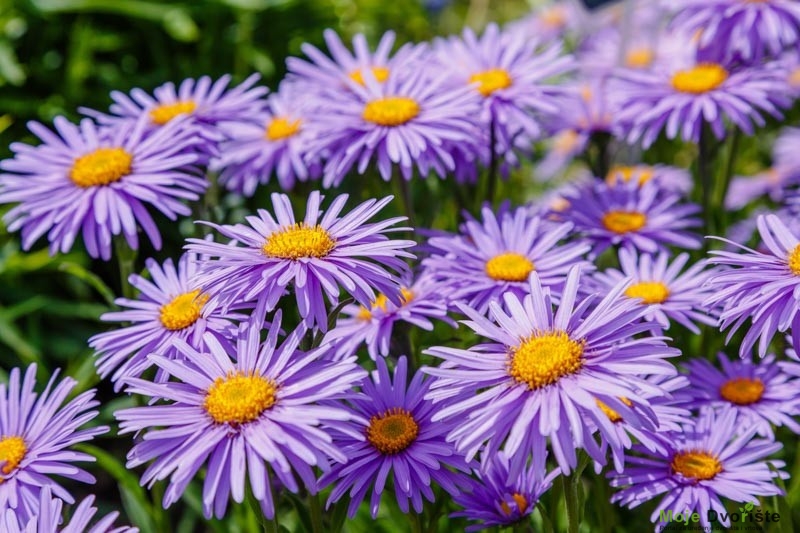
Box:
[2, 0, 800, 531]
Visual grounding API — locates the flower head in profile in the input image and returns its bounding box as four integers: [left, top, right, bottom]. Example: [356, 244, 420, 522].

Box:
[0, 116, 206, 260]
[611, 55, 790, 147]
[0, 365, 107, 523]
[319, 356, 471, 518]
[556, 179, 701, 255]
[609, 407, 786, 528]
[422, 204, 592, 314]
[89, 252, 239, 390]
[212, 81, 320, 196]
[451, 452, 559, 531]
[707, 214, 800, 357]
[681, 353, 800, 438]
[592, 248, 717, 333]
[187, 191, 415, 330]
[115, 309, 366, 519]
[424, 266, 679, 479]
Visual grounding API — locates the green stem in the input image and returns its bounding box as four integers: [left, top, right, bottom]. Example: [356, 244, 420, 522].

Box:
[394, 172, 416, 231]
[698, 125, 714, 239]
[713, 128, 741, 237]
[113, 236, 137, 299]
[309, 491, 324, 533]
[563, 473, 579, 533]
[408, 512, 424, 533]
[486, 117, 499, 207]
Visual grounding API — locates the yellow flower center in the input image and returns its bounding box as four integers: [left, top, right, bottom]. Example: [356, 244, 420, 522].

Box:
[595, 397, 633, 423]
[203, 372, 278, 425]
[624, 281, 670, 305]
[0, 436, 26, 480]
[719, 377, 764, 406]
[159, 289, 209, 331]
[485, 253, 535, 282]
[606, 165, 655, 186]
[362, 97, 420, 127]
[601, 210, 647, 234]
[553, 129, 580, 154]
[787, 244, 800, 275]
[509, 331, 585, 390]
[789, 67, 800, 88]
[69, 147, 133, 188]
[357, 287, 414, 321]
[671, 450, 723, 481]
[671, 63, 728, 94]
[500, 493, 529, 516]
[149, 100, 197, 125]
[262, 223, 336, 260]
[625, 48, 654, 69]
[541, 7, 566, 28]
[366, 407, 419, 455]
[348, 66, 390, 86]
[266, 117, 302, 141]
[468, 68, 513, 97]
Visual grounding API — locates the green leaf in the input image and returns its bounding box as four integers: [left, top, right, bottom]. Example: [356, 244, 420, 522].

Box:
[58, 261, 117, 306]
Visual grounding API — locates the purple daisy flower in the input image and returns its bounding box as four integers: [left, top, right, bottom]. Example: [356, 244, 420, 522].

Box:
[592, 248, 717, 333]
[667, 0, 800, 62]
[1, 486, 136, 533]
[318, 356, 471, 518]
[89, 252, 239, 390]
[707, 214, 800, 357]
[611, 55, 790, 147]
[186, 191, 415, 330]
[82, 74, 267, 156]
[609, 407, 786, 528]
[0, 116, 205, 260]
[322, 273, 455, 360]
[451, 452, 559, 531]
[424, 266, 680, 479]
[212, 81, 320, 195]
[0, 365, 107, 523]
[681, 353, 800, 438]
[115, 309, 366, 519]
[556, 179, 701, 255]
[421, 204, 592, 314]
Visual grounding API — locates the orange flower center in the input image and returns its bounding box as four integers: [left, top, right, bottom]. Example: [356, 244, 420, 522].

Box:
[70, 147, 133, 188]
[149, 100, 197, 125]
[719, 377, 764, 406]
[366, 407, 419, 455]
[671, 450, 723, 481]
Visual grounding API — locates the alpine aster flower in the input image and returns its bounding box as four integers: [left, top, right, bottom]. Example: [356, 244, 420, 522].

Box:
[424, 266, 679, 479]
[186, 191, 415, 330]
[422, 205, 592, 314]
[609, 407, 786, 528]
[556, 179, 701, 255]
[0, 365, 107, 523]
[212, 81, 320, 195]
[451, 453, 559, 531]
[592, 248, 717, 333]
[89, 252, 238, 390]
[0, 116, 205, 260]
[707, 214, 800, 357]
[115, 310, 366, 519]
[319, 356, 471, 518]
[681, 353, 800, 438]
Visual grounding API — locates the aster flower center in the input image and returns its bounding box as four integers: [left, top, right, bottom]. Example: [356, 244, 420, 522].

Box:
[149, 100, 197, 125]
[595, 397, 633, 423]
[0, 436, 26, 479]
[266, 117, 302, 141]
[625, 48, 654, 69]
[203, 372, 278, 425]
[625, 281, 670, 305]
[601, 210, 647, 234]
[349, 66, 390, 86]
[160, 289, 209, 331]
[500, 493, 529, 517]
[789, 67, 800, 88]
[70, 147, 133, 188]
[787, 244, 800, 275]
[358, 288, 414, 321]
[509, 331, 585, 390]
[366, 407, 419, 455]
[553, 130, 580, 154]
[262, 223, 336, 260]
[485, 252, 535, 282]
[671, 63, 728, 94]
[541, 7, 566, 28]
[468, 68, 513, 97]
[362, 97, 421, 127]
[670, 450, 723, 481]
[719, 377, 764, 405]
[606, 165, 654, 186]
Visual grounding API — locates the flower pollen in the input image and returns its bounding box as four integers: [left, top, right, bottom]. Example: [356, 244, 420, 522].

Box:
[160, 289, 209, 331]
[266, 117, 302, 141]
[468, 68, 513, 97]
[366, 407, 419, 455]
[602, 210, 647, 234]
[787, 244, 800, 275]
[671, 63, 728, 94]
[500, 493, 529, 516]
[262, 223, 336, 260]
[204, 372, 278, 425]
[625, 48, 654, 69]
[625, 281, 670, 305]
[363, 97, 420, 126]
[595, 397, 633, 423]
[671, 450, 723, 481]
[606, 165, 654, 186]
[149, 100, 197, 125]
[719, 377, 764, 406]
[485, 252, 535, 282]
[0, 436, 26, 480]
[70, 147, 133, 188]
[349, 66, 390, 86]
[509, 331, 585, 390]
